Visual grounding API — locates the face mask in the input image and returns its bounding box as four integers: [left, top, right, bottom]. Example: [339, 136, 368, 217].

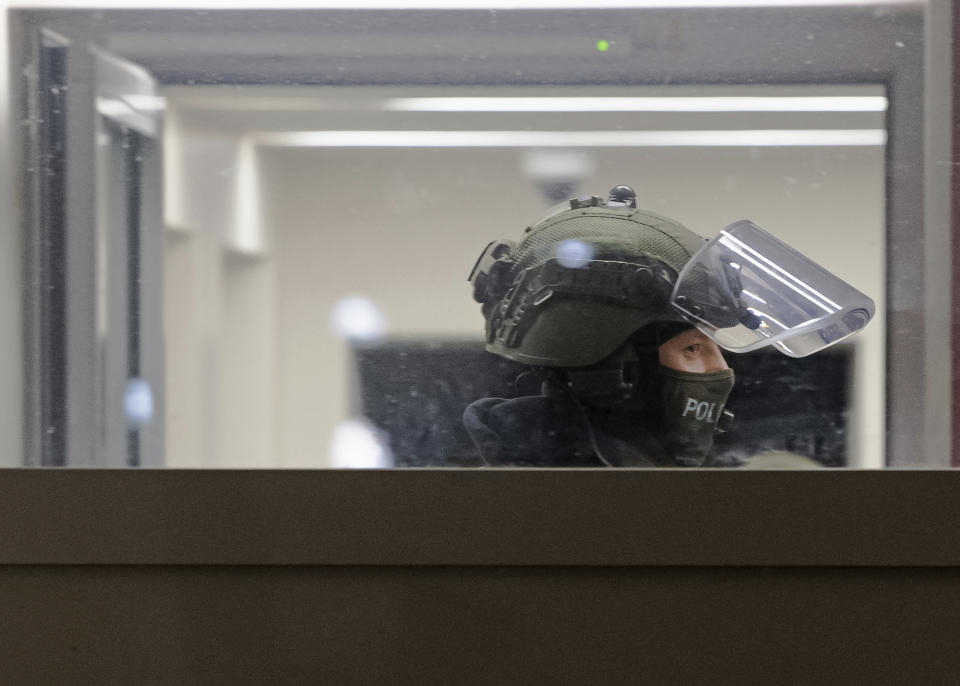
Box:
[656, 366, 735, 466]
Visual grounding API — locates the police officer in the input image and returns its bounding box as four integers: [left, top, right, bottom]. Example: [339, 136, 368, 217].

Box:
[464, 185, 874, 467]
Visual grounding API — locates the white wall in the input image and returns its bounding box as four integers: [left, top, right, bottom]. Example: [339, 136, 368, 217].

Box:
[163, 108, 278, 467]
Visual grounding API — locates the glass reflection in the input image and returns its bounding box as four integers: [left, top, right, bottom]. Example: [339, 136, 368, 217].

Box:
[10, 4, 933, 468]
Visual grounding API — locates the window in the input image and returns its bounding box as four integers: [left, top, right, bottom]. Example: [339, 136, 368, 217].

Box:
[2, 1, 953, 468]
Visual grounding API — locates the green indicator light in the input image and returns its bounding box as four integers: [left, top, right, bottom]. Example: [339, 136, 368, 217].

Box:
[596, 40, 610, 52]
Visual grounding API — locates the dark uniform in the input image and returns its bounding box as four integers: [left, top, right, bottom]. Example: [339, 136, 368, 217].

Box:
[463, 392, 691, 467]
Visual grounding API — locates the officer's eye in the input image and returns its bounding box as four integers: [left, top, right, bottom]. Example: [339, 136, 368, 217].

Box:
[685, 343, 701, 354]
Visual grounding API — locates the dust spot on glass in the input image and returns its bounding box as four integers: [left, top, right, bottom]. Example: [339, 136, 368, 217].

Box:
[330, 418, 393, 468]
[555, 239, 594, 269]
[124, 378, 154, 428]
[331, 295, 387, 342]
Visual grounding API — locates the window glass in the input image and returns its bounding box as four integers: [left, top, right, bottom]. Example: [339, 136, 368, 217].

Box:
[3, 2, 951, 468]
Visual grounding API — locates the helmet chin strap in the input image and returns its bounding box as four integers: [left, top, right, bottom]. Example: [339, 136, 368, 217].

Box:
[564, 367, 635, 401]
[559, 323, 676, 407]
[561, 339, 661, 417]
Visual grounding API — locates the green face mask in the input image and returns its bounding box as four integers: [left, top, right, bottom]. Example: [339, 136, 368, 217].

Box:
[656, 366, 735, 466]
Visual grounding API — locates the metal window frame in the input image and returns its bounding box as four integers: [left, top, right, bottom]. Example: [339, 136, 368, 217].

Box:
[16, 18, 166, 468]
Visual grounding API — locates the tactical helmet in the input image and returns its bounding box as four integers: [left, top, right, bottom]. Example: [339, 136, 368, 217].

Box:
[469, 187, 708, 367]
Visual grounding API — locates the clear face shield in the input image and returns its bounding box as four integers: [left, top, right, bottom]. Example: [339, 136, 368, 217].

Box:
[670, 220, 875, 358]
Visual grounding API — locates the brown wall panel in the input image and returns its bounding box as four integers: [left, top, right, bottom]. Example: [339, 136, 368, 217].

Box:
[2, 470, 960, 566]
[0, 565, 958, 685]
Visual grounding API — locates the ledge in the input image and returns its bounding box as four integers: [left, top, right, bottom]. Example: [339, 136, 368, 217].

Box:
[0, 469, 957, 566]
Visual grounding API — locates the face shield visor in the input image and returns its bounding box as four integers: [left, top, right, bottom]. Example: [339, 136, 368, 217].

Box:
[670, 220, 874, 358]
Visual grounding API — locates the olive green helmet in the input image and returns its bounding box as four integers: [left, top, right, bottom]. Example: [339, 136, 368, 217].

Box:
[469, 189, 707, 367]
